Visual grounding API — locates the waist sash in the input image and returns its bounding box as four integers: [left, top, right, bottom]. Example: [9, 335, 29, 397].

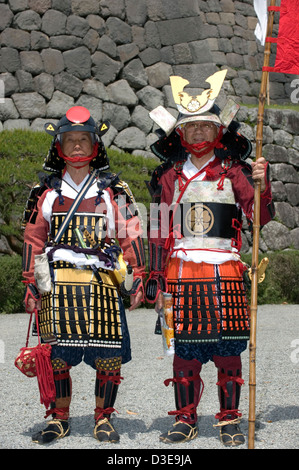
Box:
[174, 202, 239, 239]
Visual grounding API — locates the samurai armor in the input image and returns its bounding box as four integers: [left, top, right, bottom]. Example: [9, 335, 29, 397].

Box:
[39, 263, 123, 348]
[167, 259, 250, 343]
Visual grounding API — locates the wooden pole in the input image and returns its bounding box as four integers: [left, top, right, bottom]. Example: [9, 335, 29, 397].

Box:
[248, 0, 277, 450]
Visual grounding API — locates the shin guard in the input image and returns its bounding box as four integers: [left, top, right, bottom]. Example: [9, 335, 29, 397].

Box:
[46, 359, 72, 420]
[94, 357, 123, 422]
[214, 355, 244, 421]
[165, 355, 203, 425]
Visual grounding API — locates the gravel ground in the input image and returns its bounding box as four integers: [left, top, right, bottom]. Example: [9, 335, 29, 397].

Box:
[0, 304, 298, 453]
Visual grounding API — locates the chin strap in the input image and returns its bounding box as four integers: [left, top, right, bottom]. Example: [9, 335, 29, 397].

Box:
[178, 126, 224, 159]
[55, 140, 99, 168]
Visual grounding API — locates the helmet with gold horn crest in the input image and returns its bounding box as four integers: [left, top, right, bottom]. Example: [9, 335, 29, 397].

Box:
[149, 69, 252, 163]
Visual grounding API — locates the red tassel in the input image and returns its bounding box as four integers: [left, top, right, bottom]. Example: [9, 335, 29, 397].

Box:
[168, 404, 197, 418]
[33, 344, 56, 409]
[96, 371, 124, 385]
[215, 409, 242, 421]
[178, 175, 185, 191]
[216, 373, 244, 397]
[217, 173, 226, 190]
[94, 407, 119, 422]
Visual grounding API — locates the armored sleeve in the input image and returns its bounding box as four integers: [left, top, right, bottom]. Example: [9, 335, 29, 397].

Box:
[22, 189, 50, 282]
[109, 181, 146, 298]
[145, 166, 176, 303]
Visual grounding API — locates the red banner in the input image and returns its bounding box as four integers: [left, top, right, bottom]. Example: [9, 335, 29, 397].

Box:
[265, 0, 299, 75]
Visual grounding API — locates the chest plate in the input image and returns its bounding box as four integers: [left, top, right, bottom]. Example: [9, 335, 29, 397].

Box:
[172, 178, 240, 250]
[174, 178, 235, 204]
[50, 211, 107, 247]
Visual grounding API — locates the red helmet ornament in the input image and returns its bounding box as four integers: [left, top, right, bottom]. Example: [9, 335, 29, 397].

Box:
[43, 106, 110, 173]
[66, 106, 91, 124]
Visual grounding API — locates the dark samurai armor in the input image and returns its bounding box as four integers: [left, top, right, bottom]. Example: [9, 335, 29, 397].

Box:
[23, 171, 145, 351]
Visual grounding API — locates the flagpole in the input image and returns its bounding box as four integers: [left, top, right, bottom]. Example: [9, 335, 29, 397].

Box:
[248, 0, 277, 450]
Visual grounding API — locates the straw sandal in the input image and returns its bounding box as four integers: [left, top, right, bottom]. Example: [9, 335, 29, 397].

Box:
[32, 419, 70, 444]
[93, 417, 120, 443]
[160, 420, 198, 443]
[215, 419, 245, 446]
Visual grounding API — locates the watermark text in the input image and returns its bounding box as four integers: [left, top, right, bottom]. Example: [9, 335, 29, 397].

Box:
[290, 79, 299, 104]
[290, 339, 299, 364]
[0, 340, 5, 364]
[0, 80, 4, 104]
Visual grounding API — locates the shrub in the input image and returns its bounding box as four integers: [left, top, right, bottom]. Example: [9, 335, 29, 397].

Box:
[241, 250, 299, 304]
[108, 148, 158, 209]
[0, 255, 24, 313]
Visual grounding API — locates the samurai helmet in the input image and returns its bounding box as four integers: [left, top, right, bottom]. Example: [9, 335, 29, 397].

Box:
[170, 69, 227, 128]
[43, 106, 110, 173]
[149, 70, 252, 162]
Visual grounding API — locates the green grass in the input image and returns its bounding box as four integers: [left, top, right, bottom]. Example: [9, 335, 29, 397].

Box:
[0, 129, 52, 159]
[241, 102, 299, 112]
[0, 130, 158, 208]
[264, 104, 299, 111]
[108, 149, 158, 208]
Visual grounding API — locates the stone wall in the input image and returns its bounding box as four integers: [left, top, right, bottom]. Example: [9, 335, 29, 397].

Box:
[238, 106, 299, 252]
[0, 0, 298, 252]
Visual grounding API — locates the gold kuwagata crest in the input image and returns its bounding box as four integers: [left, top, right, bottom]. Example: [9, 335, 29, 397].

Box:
[170, 69, 227, 115]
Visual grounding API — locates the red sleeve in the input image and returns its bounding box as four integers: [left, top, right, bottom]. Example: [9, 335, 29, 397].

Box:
[229, 162, 274, 227]
[22, 190, 50, 282]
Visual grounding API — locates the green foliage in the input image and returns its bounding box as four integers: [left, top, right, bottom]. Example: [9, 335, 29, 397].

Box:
[0, 130, 52, 254]
[0, 129, 51, 159]
[0, 254, 24, 313]
[0, 130, 50, 188]
[108, 148, 158, 209]
[241, 250, 299, 305]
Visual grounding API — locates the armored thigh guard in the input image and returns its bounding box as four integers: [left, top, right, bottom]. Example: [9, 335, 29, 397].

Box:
[167, 259, 250, 344]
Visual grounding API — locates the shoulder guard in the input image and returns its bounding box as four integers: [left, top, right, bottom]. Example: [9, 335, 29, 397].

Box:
[103, 172, 133, 202]
[98, 171, 140, 219]
[146, 160, 174, 202]
[21, 172, 62, 228]
[115, 179, 139, 216]
[215, 129, 252, 162]
[96, 171, 120, 195]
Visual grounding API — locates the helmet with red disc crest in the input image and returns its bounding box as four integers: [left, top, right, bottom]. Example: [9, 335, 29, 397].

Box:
[43, 106, 110, 173]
